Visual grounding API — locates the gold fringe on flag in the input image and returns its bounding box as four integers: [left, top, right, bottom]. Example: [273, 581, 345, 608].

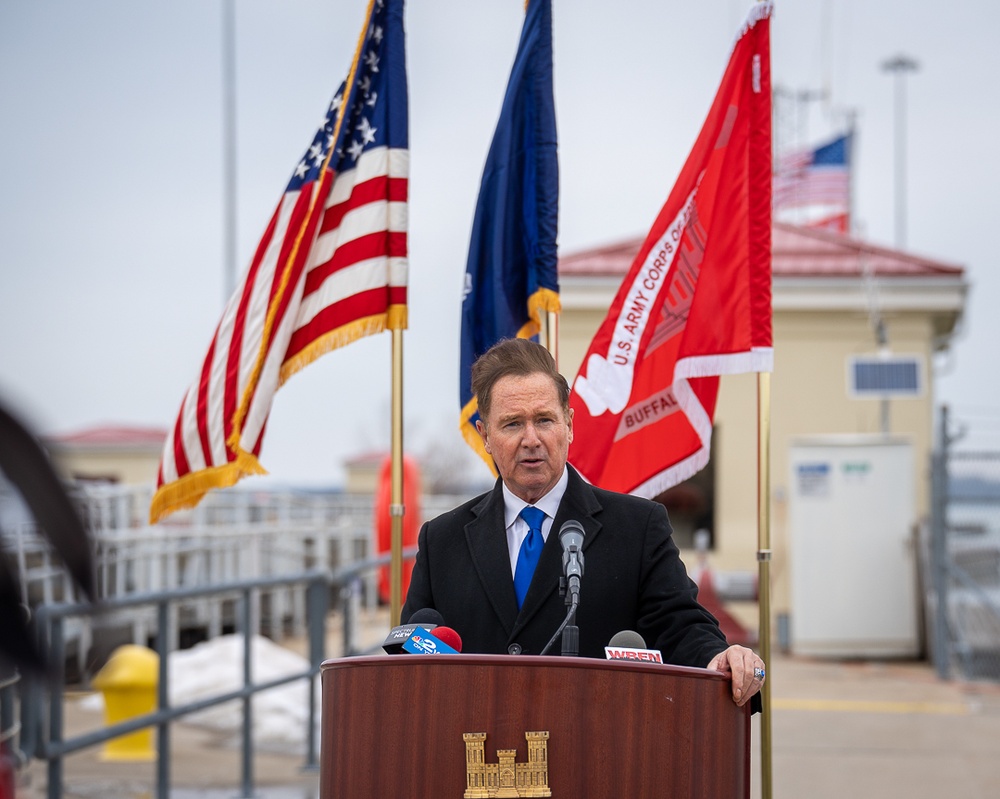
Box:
[149, 449, 267, 525]
[277, 307, 406, 386]
[386, 303, 408, 330]
[516, 287, 561, 339]
[459, 396, 499, 478]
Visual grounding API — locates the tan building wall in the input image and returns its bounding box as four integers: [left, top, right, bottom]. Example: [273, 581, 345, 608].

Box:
[344, 453, 386, 494]
[52, 449, 162, 486]
[44, 426, 168, 487]
[712, 310, 937, 616]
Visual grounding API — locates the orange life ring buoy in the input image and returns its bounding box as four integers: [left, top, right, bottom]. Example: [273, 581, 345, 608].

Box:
[374, 453, 421, 604]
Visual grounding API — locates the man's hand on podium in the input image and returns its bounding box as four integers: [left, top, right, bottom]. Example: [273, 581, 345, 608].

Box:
[706, 645, 765, 707]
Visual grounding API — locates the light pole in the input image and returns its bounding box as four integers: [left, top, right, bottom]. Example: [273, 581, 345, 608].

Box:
[222, 0, 238, 303]
[877, 54, 917, 434]
[881, 54, 919, 248]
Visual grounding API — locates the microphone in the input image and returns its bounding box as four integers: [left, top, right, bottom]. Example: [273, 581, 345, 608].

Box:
[432, 626, 463, 653]
[401, 626, 461, 655]
[609, 630, 647, 648]
[559, 520, 585, 600]
[382, 608, 444, 654]
[605, 630, 664, 663]
[408, 608, 445, 626]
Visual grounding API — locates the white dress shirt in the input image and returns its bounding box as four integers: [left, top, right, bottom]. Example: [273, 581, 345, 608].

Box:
[501, 467, 569, 577]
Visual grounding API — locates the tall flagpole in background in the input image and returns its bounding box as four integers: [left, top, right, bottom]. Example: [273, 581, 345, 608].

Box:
[221, 0, 238, 302]
[882, 54, 919, 248]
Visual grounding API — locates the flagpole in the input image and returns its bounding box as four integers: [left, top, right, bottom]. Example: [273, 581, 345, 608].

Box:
[846, 110, 858, 236]
[390, 328, 405, 626]
[221, 0, 238, 303]
[757, 371, 773, 799]
[545, 310, 559, 369]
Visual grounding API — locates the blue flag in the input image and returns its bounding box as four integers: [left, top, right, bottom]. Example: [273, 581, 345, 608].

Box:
[458, 0, 560, 468]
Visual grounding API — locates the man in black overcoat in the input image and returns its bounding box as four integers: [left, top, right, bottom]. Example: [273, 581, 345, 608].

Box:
[403, 338, 764, 708]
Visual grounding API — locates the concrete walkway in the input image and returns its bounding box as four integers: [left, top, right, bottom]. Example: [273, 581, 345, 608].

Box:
[16, 698, 321, 799]
[15, 649, 1000, 798]
[757, 653, 1000, 799]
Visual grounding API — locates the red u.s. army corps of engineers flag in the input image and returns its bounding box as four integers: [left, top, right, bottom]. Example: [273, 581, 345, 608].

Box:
[568, 2, 773, 497]
[151, 0, 408, 524]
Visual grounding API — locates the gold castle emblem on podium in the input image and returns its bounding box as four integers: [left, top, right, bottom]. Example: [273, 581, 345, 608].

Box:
[463, 731, 552, 798]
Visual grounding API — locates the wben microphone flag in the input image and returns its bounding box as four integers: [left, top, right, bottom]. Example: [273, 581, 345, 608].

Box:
[604, 646, 664, 663]
[401, 627, 459, 655]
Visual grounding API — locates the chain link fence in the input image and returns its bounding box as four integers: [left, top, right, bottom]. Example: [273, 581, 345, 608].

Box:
[925, 407, 1000, 681]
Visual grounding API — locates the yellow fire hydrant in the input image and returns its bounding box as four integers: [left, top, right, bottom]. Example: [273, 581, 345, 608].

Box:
[91, 644, 159, 762]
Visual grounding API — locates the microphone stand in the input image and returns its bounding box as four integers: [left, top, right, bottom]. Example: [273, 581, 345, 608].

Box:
[541, 521, 586, 656]
[560, 588, 580, 657]
[540, 576, 581, 656]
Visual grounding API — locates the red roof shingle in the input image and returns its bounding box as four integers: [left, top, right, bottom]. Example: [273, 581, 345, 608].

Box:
[559, 221, 964, 279]
[46, 425, 168, 448]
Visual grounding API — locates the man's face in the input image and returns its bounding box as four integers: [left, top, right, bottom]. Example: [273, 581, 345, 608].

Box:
[476, 371, 574, 505]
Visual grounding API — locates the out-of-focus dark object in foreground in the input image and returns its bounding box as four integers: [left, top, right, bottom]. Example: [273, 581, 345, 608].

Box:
[0, 402, 94, 675]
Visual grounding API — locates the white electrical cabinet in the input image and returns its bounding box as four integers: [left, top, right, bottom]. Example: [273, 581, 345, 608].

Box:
[789, 435, 920, 658]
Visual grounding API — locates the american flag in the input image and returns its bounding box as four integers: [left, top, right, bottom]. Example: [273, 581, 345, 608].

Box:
[151, 0, 408, 524]
[773, 132, 851, 211]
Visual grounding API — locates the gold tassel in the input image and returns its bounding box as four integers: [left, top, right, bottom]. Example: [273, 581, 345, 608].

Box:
[149, 453, 267, 525]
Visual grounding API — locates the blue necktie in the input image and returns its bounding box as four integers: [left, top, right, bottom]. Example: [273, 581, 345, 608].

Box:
[514, 506, 546, 610]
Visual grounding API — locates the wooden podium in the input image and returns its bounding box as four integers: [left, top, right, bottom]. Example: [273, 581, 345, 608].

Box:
[320, 654, 750, 798]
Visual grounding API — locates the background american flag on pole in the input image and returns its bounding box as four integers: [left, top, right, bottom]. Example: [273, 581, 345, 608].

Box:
[773, 132, 851, 210]
[151, 0, 408, 524]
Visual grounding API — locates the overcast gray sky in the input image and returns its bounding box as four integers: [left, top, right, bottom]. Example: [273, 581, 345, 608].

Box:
[1, 1, 997, 487]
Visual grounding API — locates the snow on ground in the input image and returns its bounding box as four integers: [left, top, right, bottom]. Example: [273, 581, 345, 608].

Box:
[170, 634, 320, 749]
[82, 634, 320, 752]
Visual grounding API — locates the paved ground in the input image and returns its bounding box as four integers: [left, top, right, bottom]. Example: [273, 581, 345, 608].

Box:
[14, 635, 1000, 798]
[755, 654, 1000, 798]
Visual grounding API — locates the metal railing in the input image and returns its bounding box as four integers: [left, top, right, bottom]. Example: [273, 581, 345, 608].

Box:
[6, 549, 415, 799]
[2, 488, 468, 682]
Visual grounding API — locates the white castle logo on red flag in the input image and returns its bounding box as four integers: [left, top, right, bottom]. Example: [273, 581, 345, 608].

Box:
[573, 190, 699, 418]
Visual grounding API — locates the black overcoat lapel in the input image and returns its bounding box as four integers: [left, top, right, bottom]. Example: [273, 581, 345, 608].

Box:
[464, 483, 519, 637]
